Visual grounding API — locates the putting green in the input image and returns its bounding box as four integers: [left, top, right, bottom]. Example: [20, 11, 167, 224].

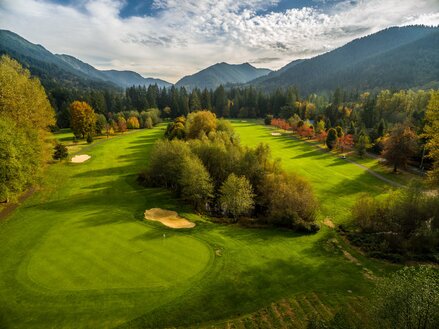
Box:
[25, 223, 211, 290]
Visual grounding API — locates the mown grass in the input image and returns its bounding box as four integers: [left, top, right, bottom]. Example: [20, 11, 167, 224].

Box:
[233, 122, 401, 224]
[0, 122, 401, 328]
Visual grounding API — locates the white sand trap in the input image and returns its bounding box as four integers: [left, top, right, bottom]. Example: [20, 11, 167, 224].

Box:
[240, 120, 247, 122]
[71, 154, 91, 163]
[271, 132, 281, 136]
[144, 208, 195, 229]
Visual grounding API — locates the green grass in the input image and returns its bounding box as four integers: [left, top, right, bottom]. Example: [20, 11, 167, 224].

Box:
[0, 123, 401, 328]
[233, 122, 398, 224]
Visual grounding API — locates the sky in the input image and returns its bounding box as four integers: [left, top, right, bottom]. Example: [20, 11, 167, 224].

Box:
[1, 0, 438, 83]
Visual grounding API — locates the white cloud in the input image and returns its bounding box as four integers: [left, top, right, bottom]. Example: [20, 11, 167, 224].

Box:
[0, 0, 438, 82]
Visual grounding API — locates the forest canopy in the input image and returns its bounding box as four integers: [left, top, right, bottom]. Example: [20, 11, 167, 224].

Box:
[0, 55, 55, 201]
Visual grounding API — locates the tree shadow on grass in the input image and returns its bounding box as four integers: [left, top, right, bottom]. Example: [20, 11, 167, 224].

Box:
[321, 168, 394, 201]
[117, 232, 368, 329]
[291, 150, 324, 159]
[327, 158, 348, 166]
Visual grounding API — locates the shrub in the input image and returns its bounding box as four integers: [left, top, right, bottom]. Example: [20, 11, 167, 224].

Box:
[86, 134, 93, 144]
[371, 266, 439, 329]
[264, 115, 273, 125]
[351, 184, 439, 258]
[53, 143, 68, 160]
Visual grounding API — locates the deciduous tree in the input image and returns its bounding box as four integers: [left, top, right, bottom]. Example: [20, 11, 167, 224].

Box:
[179, 156, 214, 211]
[186, 110, 217, 139]
[382, 124, 418, 172]
[423, 91, 439, 184]
[219, 174, 254, 221]
[69, 101, 96, 138]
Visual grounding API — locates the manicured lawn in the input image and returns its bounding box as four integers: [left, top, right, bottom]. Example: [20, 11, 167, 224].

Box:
[233, 122, 398, 223]
[0, 123, 399, 328]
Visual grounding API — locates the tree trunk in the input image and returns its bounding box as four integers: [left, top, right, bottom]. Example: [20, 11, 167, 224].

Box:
[393, 163, 397, 173]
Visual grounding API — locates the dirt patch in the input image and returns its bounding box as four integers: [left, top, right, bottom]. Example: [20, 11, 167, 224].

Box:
[71, 154, 91, 163]
[323, 218, 335, 228]
[362, 267, 376, 280]
[0, 187, 36, 222]
[342, 250, 361, 266]
[271, 132, 281, 136]
[144, 208, 195, 228]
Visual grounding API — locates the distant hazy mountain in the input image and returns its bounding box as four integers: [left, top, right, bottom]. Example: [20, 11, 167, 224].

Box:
[0, 30, 171, 89]
[250, 26, 439, 94]
[176, 62, 271, 90]
[100, 70, 171, 88]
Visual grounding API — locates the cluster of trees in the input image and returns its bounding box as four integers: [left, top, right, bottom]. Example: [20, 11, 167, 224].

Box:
[69, 100, 161, 141]
[308, 265, 439, 329]
[0, 56, 55, 201]
[349, 184, 439, 262]
[46, 76, 438, 182]
[269, 89, 439, 177]
[140, 111, 318, 231]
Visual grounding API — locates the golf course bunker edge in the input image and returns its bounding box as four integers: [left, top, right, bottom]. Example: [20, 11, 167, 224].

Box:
[144, 208, 196, 228]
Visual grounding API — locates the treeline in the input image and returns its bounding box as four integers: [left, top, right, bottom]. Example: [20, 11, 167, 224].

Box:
[0, 56, 55, 201]
[67, 100, 161, 142]
[49, 83, 435, 138]
[269, 89, 439, 183]
[347, 185, 439, 262]
[47, 76, 438, 182]
[139, 111, 318, 232]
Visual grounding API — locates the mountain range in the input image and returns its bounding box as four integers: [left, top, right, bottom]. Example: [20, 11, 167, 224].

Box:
[1, 26, 438, 94]
[0, 30, 171, 89]
[176, 62, 271, 90]
[252, 26, 439, 93]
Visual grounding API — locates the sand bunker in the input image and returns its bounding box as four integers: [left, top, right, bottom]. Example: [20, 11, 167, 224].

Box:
[71, 154, 91, 163]
[271, 132, 281, 136]
[144, 208, 195, 228]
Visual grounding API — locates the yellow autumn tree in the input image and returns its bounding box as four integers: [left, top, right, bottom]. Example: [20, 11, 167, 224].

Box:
[0, 55, 55, 201]
[69, 101, 96, 139]
[186, 110, 217, 139]
[127, 116, 140, 129]
[424, 91, 439, 185]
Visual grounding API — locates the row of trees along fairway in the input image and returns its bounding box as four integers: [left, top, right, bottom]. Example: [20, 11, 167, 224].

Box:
[139, 111, 318, 232]
[69, 101, 161, 141]
[269, 89, 439, 182]
[50, 81, 438, 182]
[0, 56, 55, 202]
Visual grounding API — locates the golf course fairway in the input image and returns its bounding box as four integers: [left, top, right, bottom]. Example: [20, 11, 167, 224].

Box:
[0, 123, 398, 328]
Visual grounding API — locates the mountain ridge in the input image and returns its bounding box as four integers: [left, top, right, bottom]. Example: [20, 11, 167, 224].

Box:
[176, 62, 272, 90]
[249, 25, 439, 93]
[0, 29, 172, 89]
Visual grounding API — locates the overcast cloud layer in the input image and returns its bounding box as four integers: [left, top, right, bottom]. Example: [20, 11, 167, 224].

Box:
[0, 0, 438, 82]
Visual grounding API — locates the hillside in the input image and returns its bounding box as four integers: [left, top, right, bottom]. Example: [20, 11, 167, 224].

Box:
[251, 26, 439, 94]
[176, 62, 271, 90]
[0, 30, 171, 89]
